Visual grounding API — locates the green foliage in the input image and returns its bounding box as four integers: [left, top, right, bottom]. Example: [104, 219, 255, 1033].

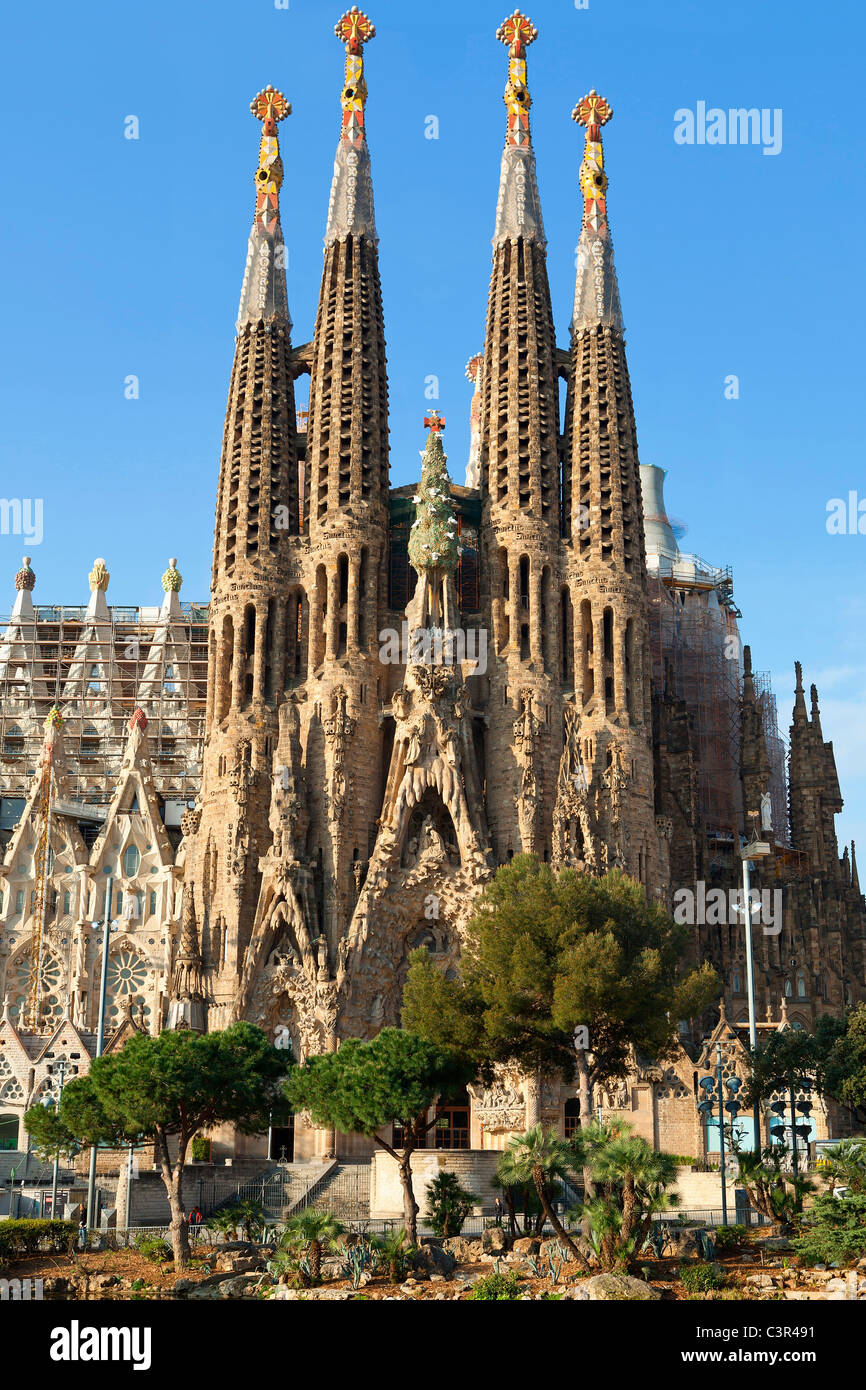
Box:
[403, 856, 719, 1089]
[22, 1105, 82, 1161]
[0, 1219, 75, 1258]
[713, 1223, 748, 1253]
[190, 1136, 211, 1162]
[820, 1138, 866, 1195]
[680, 1262, 727, 1293]
[823, 1005, 866, 1115]
[371, 1227, 418, 1283]
[569, 1119, 680, 1273]
[424, 1171, 475, 1238]
[285, 1028, 472, 1143]
[734, 1144, 815, 1221]
[468, 1269, 524, 1301]
[285, 1210, 346, 1283]
[53, 1022, 290, 1150]
[792, 1193, 866, 1266]
[133, 1234, 172, 1265]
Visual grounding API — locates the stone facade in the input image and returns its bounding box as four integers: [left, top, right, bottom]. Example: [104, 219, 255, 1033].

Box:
[0, 12, 864, 1163]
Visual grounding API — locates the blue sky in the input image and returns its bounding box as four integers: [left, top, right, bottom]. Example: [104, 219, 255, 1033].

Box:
[1, 0, 864, 849]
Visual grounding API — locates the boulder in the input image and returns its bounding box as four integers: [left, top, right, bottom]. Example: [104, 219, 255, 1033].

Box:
[481, 1227, 510, 1254]
[419, 1244, 456, 1276]
[583, 1274, 661, 1301]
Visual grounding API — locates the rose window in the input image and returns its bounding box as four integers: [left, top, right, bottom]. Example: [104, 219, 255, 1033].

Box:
[8, 951, 64, 1025]
[105, 950, 152, 1027]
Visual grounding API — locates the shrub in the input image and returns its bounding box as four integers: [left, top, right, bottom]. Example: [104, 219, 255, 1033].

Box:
[0, 1219, 75, 1258]
[713, 1224, 748, 1254]
[133, 1233, 172, 1264]
[468, 1269, 524, 1301]
[190, 1137, 211, 1162]
[680, 1262, 727, 1294]
[424, 1171, 475, 1238]
[792, 1193, 866, 1267]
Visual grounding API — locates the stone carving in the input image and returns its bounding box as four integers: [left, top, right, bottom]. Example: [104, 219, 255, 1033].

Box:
[469, 1065, 526, 1133]
[323, 687, 355, 848]
[513, 689, 542, 853]
[552, 700, 598, 870]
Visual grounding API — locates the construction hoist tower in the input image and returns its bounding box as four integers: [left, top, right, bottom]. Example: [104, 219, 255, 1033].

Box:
[24, 706, 64, 1030]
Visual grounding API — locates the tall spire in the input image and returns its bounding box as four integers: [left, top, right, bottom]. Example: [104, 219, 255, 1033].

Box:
[325, 8, 377, 245]
[793, 659, 808, 725]
[571, 91, 623, 332]
[237, 86, 292, 333]
[493, 11, 544, 246]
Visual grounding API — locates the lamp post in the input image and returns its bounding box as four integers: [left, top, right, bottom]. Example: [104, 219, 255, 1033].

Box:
[86, 873, 114, 1232]
[698, 1044, 744, 1227]
[768, 1076, 813, 1181]
[740, 820, 772, 1154]
[42, 1054, 75, 1216]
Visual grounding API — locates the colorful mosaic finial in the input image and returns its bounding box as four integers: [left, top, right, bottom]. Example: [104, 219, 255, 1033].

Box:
[89, 558, 110, 593]
[570, 90, 622, 332]
[408, 420, 459, 576]
[250, 86, 291, 234]
[237, 87, 292, 332]
[44, 706, 63, 734]
[497, 11, 538, 148]
[493, 12, 545, 246]
[15, 556, 35, 592]
[335, 8, 375, 145]
[573, 91, 613, 236]
[326, 9, 378, 244]
[162, 557, 183, 594]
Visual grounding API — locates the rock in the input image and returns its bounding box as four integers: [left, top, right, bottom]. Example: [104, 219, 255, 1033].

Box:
[441, 1237, 476, 1263]
[481, 1227, 509, 1253]
[759, 1238, 794, 1252]
[513, 1237, 542, 1258]
[90, 1274, 119, 1290]
[583, 1274, 660, 1301]
[173, 1278, 194, 1294]
[419, 1243, 456, 1277]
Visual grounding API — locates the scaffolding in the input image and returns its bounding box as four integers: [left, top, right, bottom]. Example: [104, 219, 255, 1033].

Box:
[648, 562, 743, 841]
[0, 604, 209, 811]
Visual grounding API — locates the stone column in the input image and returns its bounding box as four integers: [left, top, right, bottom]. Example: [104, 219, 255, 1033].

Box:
[347, 557, 360, 655]
[326, 567, 339, 660]
[509, 558, 521, 652]
[613, 613, 627, 717]
[252, 605, 268, 703]
[308, 581, 322, 673]
[231, 614, 245, 711]
[530, 564, 543, 665]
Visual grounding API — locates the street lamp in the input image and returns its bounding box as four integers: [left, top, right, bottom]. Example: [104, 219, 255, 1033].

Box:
[739, 819, 772, 1154]
[768, 1078, 813, 1183]
[42, 1052, 79, 1217]
[698, 1043, 744, 1227]
[86, 872, 117, 1231]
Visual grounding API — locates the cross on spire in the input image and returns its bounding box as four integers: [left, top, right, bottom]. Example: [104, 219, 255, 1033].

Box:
[424, 411, 446, 434]
[335, 7, 375, 51]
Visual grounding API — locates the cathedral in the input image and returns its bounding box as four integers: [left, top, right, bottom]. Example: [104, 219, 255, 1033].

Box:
[0, 10, 863, 1166]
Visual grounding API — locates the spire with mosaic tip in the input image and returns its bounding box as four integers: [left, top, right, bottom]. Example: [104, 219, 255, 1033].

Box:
[571, 90, 623, 332]
[237, 86, 292, 333]
[493, 10, 545, 247]
[408, 414, 460, 576]
[325, 8, 378, 245]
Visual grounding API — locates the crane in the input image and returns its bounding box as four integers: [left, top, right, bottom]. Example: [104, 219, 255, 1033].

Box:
[24, 706, 64, 1030]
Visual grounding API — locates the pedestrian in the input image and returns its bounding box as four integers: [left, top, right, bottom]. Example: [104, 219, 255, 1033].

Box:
[493, 1196, 504, 1227]
[77, 1217, 87, 1251]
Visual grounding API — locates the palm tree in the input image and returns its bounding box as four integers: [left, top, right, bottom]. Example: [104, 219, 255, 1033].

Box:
[504, 1125, 588, 1267]
[570, 1120, 680, 1270]
[286, 1210, 345, 1283]
[823, 1138, 866, 1195]
[373, 1226, 413, 1284]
